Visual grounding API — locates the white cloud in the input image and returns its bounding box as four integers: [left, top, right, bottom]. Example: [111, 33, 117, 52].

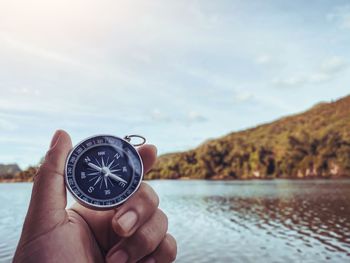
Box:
[273, 56, 348, 88]
[187, 111, 207, 123]
[9, 86, 41, 96]
[320, 56, 347, 74]
[255, 54, 272, 65]
[308, 72, 332, 83]
[272, 76, 307, 88]
[257, 95, 298, 113]
[233, 92, 255, 103]
[0, 118, 17, 131]
[150, 109, 207, 124]
[327, 5, 350, 29]
[0, 33, 81, 66]
[150, 109, 171, 122]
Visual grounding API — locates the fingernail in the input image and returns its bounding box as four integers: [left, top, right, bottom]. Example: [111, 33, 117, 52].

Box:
[116, 210, 138, 234]
[50, 130, 62, 148]
[144, 257, 156, 263]
[109, 249, 128, 263]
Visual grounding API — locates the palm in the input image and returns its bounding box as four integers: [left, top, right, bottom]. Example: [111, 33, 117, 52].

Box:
[15, 204, 114, 262]
[69, 203, 123, 254]
[59, 208, 106, 262]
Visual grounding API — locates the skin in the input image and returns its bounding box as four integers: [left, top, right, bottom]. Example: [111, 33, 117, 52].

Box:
[13, 130, 177, 263]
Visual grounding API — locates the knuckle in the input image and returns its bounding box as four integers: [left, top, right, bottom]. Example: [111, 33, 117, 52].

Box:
[42, 150, 63, 172]
[38, 162, 62, 178]
[163, 234, 177, 261]
[138, 183, 159, 208]
[157, 209, 169, 231]
[136, 227, 158, 253]
[45, 148, 59, 163]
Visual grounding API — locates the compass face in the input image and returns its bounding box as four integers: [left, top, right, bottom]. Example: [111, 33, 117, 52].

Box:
[65, 135, 143, 209]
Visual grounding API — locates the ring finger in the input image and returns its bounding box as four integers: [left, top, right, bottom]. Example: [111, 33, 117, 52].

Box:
[106, 209, 168, 263]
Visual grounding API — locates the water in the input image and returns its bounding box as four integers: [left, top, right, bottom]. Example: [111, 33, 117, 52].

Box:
[0, 180, 350, 263]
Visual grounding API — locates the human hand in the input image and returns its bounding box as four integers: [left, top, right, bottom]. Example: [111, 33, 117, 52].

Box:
[13, 130, 177, 263]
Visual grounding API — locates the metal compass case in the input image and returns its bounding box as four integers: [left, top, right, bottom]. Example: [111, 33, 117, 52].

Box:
[65, 135, 145, 210]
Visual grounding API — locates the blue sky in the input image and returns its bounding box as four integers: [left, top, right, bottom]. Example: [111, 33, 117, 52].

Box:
[0, 0, 349, 168]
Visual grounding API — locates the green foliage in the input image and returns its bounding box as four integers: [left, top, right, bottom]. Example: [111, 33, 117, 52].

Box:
[146, 95, 350, 180]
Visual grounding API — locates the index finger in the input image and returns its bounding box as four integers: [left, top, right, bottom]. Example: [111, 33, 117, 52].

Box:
[138, 144, 157, 174]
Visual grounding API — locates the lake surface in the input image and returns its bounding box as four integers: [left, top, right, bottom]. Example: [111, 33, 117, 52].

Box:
[0, 180, 349, 263]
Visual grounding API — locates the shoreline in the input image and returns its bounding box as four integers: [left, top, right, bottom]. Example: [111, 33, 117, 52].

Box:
[1, 176, 349, 183]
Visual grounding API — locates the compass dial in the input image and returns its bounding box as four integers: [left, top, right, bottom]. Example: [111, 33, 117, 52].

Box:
[65, 135, 143, 209]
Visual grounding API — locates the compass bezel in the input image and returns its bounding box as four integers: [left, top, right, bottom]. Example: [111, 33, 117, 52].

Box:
[64, 134, 144, 210]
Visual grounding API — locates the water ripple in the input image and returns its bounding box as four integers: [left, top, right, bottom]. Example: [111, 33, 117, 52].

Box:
[1, 180, 350, 263]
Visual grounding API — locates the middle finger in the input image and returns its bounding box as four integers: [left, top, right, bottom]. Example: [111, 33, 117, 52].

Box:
[112, 182, 159, 237]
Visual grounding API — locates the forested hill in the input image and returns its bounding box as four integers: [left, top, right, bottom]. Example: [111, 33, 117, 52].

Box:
[1, 95, 350, 182]
[145, 95, 350, 180]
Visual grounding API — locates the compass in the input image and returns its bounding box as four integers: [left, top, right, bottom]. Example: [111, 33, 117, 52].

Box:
[65, 135, 145, 210]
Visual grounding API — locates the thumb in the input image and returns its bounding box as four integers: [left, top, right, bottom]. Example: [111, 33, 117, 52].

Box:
[27, 130, 72, 222]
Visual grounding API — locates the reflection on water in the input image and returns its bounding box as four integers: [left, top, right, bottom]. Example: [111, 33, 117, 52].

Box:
[152, 180, 350, 263]
[0, 180, 349, 262]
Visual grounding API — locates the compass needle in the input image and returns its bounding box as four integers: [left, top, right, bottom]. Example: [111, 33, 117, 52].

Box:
[87, 171, 100, 176]
[99, 177, 103, 189]
[65, 135, 144, 209]
[88, 162, 102, 172]
[104, 176, 108, 189]
[107, 173, 128, 184]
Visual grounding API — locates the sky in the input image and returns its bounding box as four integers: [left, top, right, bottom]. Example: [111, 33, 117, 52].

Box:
[0, 0, 349, 168]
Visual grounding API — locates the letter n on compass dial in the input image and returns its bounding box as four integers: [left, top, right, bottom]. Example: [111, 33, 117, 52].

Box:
[65, 135, 143, 209]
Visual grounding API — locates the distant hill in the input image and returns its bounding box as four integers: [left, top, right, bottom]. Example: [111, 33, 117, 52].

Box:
[1, 95, 350, 182]
[145, 95, 350, 180]
[0, 164, 21, 178]
[0, 164, 36, 182]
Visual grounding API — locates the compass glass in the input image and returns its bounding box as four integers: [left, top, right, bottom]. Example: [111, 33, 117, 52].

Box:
[65, 135, 143, 209]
